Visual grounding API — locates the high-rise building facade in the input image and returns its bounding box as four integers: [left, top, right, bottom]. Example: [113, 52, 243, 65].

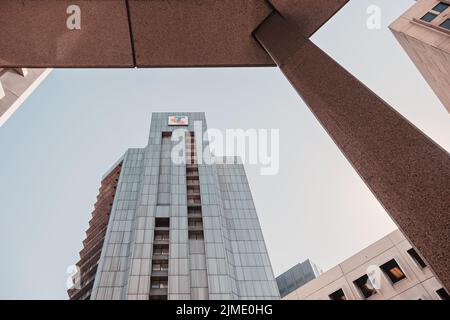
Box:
[390, 0, 450, 113]
[68, 112, 280, 300]
[67, 161, 123, 300]
[0, 68, 51, 126]
[276, 260, 322, 298]
[282, 230, 448, 300]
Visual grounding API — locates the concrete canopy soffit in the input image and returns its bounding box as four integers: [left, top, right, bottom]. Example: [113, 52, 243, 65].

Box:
[0, 0, 348, 67]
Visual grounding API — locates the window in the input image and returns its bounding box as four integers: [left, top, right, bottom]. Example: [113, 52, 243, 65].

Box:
[151, 279, 168, 289]
[436, 288, 450, 300]
[440, 18, 450, 30]
[186, 167, 198, 174]
[151, 282, 159, 289]
[329, 289, 347, 300]
[380, 259, 406, 284]
[152, 261, 168, 271]
[188, 218, 203, 227]
[421, 12, 438, 22]
[407, 248, 427, 268]
[353, 275, 377, 299]
[154, 231, 169, 241]
[153, 245, 169, 256]
[188, 207, 202, 215]
[187, 179, 199, 186]
[187, 186, 200, 193]
[187, 196, 201, 205]
[420, 2, 450, 27]
[155, 217, 170, 228]
[432, 2, 449, 12]
[188, 231, 204, 240]
[152, 263, 160, 271]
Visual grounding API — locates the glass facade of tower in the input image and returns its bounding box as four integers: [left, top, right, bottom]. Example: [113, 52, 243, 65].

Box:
[69, 112, 280, 300]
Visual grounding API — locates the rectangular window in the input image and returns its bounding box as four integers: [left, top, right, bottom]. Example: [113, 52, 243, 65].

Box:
[353, 275, 376, 299]
[188, 218, 203, 227]
[152, 261, 168, 271]
[186, 167, 198, 173]
[187, 186, 200, 193]
[329, 289, 347, 300]
[407, 248, 427, 268]
[187, 179, 199, 186]
[150, 279, 168, 289]
[380, 259, 406, 284]
[436, 288, 450, 300]
[188, 231, 204, 240]
[440, 18, 450, 30]
[187, 197, 201, 205]
[188, 207, 202, 215]
[154, 231, 169, 241]
[155, 217, 170, 228]
[432, 2, 449, 12]
[152, 263, 161, 271]
[153, 245, 169, 255]
[421, 12, 438, 22]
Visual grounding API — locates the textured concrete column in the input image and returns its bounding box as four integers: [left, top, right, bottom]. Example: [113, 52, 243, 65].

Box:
[0, 80, 5, 99]
[254, 12, 450, 290]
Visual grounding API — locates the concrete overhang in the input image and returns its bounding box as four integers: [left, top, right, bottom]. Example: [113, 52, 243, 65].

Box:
[0, 0, 349, 68]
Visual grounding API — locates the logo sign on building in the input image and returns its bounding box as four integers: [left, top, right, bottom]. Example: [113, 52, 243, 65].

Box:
[168, 115, 188, 126]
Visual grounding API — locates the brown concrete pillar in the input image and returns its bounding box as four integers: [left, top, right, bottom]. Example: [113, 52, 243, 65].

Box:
[254, 12, 450, 290]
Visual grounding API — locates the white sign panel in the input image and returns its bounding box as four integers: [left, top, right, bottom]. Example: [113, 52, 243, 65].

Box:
[168, 115, 189, 126]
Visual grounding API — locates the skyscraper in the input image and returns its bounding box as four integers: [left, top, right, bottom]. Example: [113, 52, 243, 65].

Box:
[390, 0, 450, 113]
[0, 68, 51, 126]
[68, 112, 280, 300]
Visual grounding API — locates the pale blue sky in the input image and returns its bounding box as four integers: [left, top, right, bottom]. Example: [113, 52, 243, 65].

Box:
[0, 0, 449, 299]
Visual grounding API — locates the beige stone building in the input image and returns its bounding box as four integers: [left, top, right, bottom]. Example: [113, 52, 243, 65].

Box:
[0, 68, 51, 127]
[283, 230, 449, 300]
[390, 0, 450, 113]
